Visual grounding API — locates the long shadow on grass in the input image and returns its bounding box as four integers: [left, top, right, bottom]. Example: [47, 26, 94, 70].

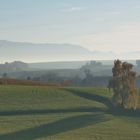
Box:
[65, 88, 140, 117]
[0, 107, 105, 116]
[0, 113, 111, 140]
[109, 108, 140, 117]
[65, 89, 112, 108]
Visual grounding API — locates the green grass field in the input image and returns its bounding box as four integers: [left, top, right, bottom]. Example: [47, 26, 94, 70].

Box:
[0, 85, 140, 140]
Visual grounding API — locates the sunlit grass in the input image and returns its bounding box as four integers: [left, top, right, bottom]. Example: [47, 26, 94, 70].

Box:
[0, 85, 139, 140]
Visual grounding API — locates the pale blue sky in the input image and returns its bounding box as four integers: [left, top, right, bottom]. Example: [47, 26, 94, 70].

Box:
[0, 0, 140, 53]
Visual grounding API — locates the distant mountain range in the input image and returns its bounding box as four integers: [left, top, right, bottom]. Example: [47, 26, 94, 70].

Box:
[0, 40, 90, 62]
[0, 40, 139, 63]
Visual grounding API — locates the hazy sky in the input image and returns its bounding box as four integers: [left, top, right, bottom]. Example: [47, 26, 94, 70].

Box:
[0, 0, 140, 53]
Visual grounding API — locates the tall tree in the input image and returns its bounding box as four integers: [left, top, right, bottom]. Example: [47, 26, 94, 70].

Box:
[109, 60, 138, 110]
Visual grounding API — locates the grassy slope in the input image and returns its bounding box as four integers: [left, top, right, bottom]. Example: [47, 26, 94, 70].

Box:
[0, 85, 139, 140]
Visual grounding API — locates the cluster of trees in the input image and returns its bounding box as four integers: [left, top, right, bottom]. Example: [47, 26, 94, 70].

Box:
[29, 69, 110, 87]
[80, 61, 102, 70]
[109, 60, 137, 110]
[71, 69, 110, 86]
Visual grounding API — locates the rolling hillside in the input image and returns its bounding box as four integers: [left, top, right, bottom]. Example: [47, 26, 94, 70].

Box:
[0, 86, 139, 140]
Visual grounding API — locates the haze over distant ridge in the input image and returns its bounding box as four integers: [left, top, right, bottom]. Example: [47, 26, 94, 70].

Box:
[0, 40, 140, 63]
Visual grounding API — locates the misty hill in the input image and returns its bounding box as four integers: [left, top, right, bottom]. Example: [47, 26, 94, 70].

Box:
[29, 61, 89, 70]
[29, 60, 137, 70]
[0, 40, 92, 62]
[0, 40, 139, 62]
[0, 61, 28, 74]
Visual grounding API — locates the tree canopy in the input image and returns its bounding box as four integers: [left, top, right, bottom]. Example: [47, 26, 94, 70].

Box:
[108, 60, 138, 110]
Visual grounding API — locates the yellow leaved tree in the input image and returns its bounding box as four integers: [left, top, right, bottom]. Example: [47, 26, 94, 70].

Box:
[108, 60, 138, 110]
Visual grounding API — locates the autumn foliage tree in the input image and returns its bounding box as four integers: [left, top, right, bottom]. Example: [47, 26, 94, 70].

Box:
[109, 60, 138, 110]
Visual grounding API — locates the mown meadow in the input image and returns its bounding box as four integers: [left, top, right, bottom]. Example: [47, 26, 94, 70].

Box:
[0, 85, 140, 140]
